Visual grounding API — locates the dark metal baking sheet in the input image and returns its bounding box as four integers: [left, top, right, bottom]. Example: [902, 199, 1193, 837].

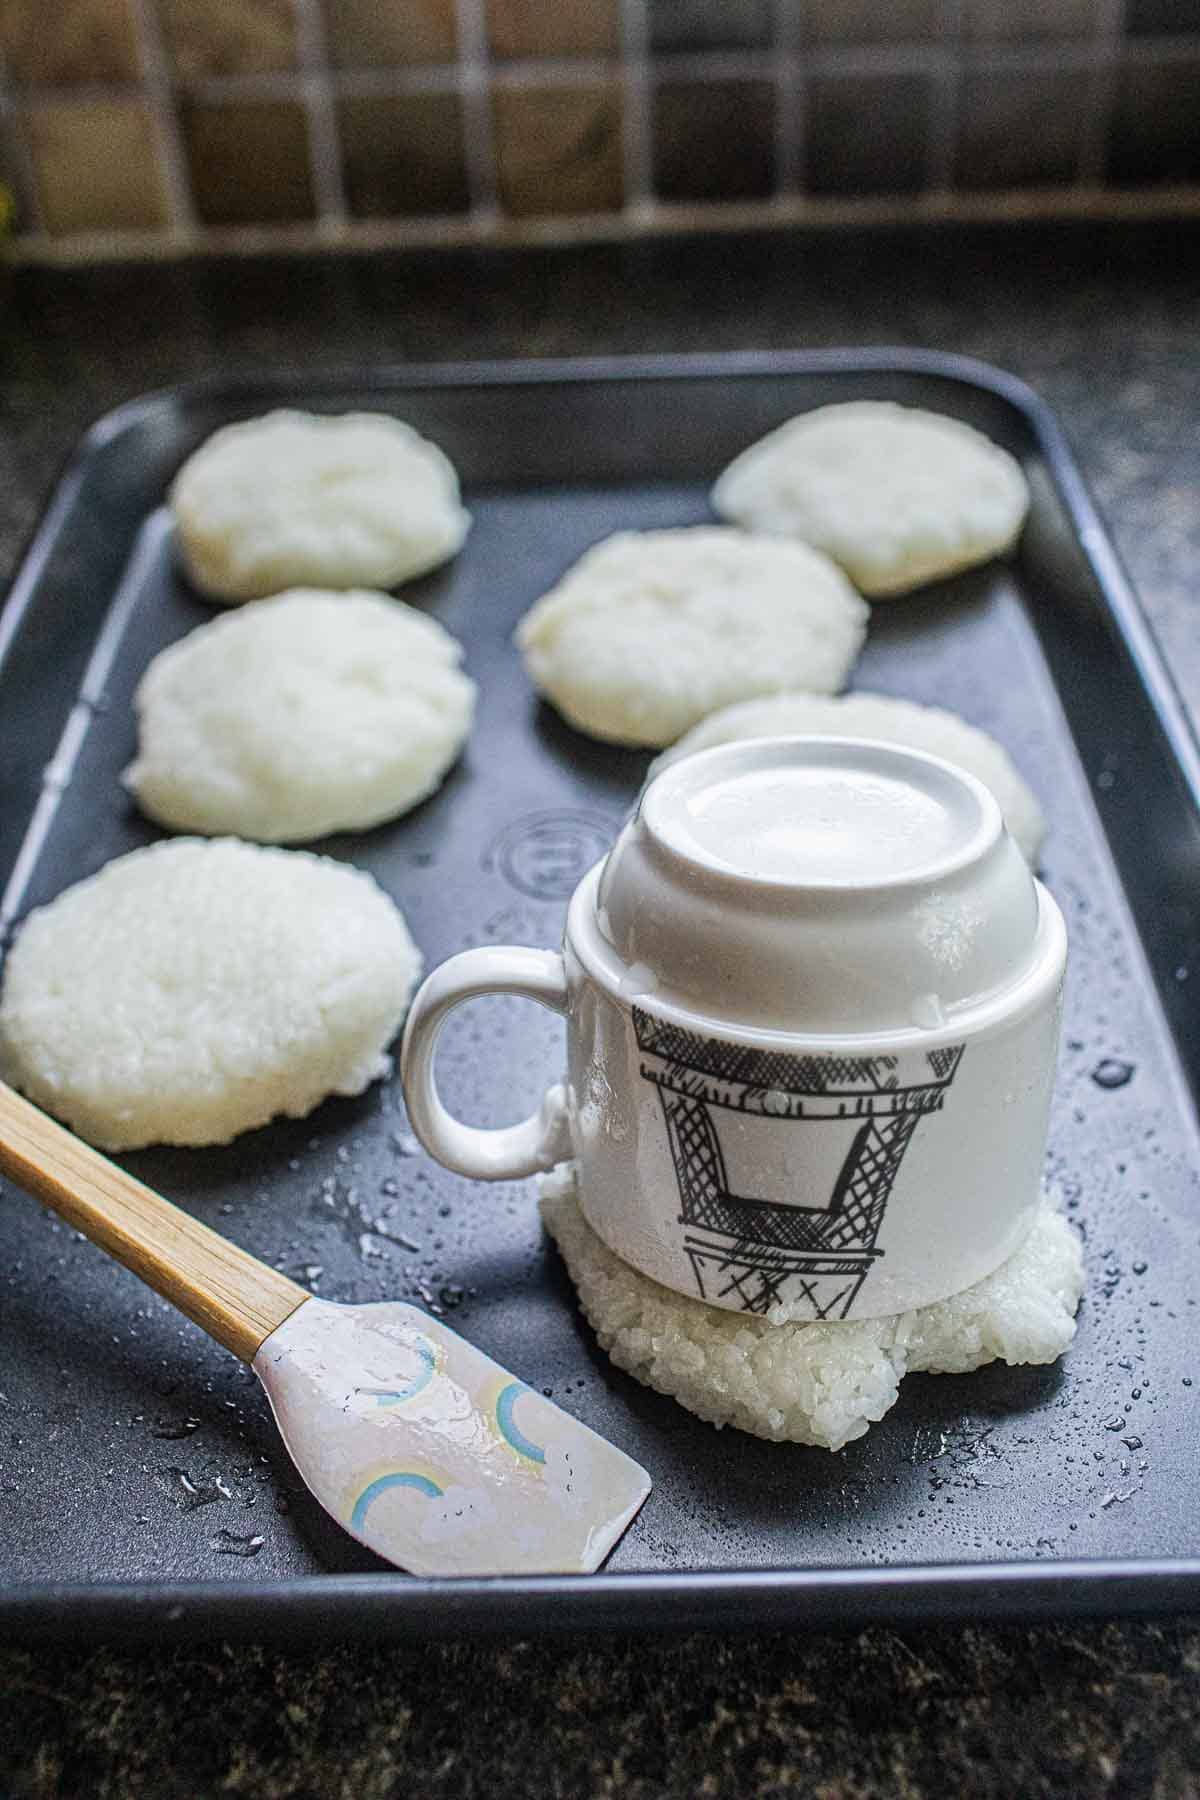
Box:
[2, 351, 1199, 1644]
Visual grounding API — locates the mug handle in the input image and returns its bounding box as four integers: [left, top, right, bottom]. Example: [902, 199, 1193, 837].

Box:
[400, 947, 572, 1181]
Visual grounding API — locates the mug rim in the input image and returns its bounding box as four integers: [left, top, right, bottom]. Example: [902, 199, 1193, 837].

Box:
[568, 860, 1067, 1054]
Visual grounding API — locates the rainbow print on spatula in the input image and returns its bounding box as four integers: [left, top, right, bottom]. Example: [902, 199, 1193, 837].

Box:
[256, 1298, 651, 1577]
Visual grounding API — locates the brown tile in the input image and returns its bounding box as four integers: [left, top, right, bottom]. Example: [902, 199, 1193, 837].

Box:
[487, 0, 618, 59]
[1107, 57, 1200, 185]
[653, 79, 774, 201]
[647, 0, 771, 52]
[339, 92, 469, 216]
[0, 120, 31, 230]
[803, 0, 939, 42]
[181, 99, 314, 225]
[493, 82, 623, 216]
[1125, 0, 1190, 33]
[156, 0, 297, 79]
[2, 0, 141, 86]
[956, 69, 1082, 189]
[322, 0, 456, 68]
[27, 100, 168, 234]
[964, 0, 1100, 39]
[806, 73, 930, 196]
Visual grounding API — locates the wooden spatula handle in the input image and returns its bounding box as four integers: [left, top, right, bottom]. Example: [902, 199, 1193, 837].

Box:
[0, 1083, 308, 1361]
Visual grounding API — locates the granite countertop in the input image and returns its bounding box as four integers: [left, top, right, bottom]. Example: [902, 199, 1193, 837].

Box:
[2, 219, 1200, 1797]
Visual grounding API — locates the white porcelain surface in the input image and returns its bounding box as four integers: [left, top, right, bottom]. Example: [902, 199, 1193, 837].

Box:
[599, 736, 1038, 1033]
[401, 736, 1067, 1322]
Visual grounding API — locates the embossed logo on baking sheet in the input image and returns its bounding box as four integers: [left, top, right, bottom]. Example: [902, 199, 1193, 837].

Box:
[485, 810, 616, 902]
[633, 1008, 965, 1320]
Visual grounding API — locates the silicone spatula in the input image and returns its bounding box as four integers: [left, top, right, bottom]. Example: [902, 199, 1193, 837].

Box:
[0, 1082, 650, 1577]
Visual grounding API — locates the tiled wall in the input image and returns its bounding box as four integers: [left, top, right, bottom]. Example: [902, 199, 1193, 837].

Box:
[1, 0, 1198, 258]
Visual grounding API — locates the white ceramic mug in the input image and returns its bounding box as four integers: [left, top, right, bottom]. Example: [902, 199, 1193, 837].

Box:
[401, 737, 1067, 1321]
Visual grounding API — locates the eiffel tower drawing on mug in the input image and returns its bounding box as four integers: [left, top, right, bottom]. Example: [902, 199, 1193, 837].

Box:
[633, 1008, 966, 1320]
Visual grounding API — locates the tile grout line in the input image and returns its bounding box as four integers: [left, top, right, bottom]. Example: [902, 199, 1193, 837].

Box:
[618, 0, 653, 216]
[301, 63, 463, 99]
[488, 58, 623, 89]
[630, 34, 1200, 78]
[1078, 0, 1126, 187]
[9, 180, 1200, 267]
[927, 0, 963, 194]
[127, 0, 196, 238]
[774, 0, 806, 198]
[292, 0, 347, 227]
[454, 0, 499, 224]
[7, 33, 1198, 116]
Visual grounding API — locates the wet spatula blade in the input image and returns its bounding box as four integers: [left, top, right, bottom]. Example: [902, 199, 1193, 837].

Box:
[255, 1297, 651, 1576]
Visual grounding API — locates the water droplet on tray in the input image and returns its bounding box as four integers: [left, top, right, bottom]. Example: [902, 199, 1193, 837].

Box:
[153, 1417, 200, 1441]
[281, 1262, 324, 1286]
[1092, 1058, 1135, 1090]
[167, 1469, 228, 1511]
[213, 1529, 265, 1558]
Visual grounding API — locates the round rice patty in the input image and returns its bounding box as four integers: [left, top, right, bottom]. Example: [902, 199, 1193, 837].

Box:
[541, 1166, 1082, 1451]
[515, 527, 867, 748]
[712, 401, 1030, 598]
[0, 838, 422, 1150]
[124, 589, 476, 843]
[170, 409, 470, 601]
[651, 689, 1046, 864]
